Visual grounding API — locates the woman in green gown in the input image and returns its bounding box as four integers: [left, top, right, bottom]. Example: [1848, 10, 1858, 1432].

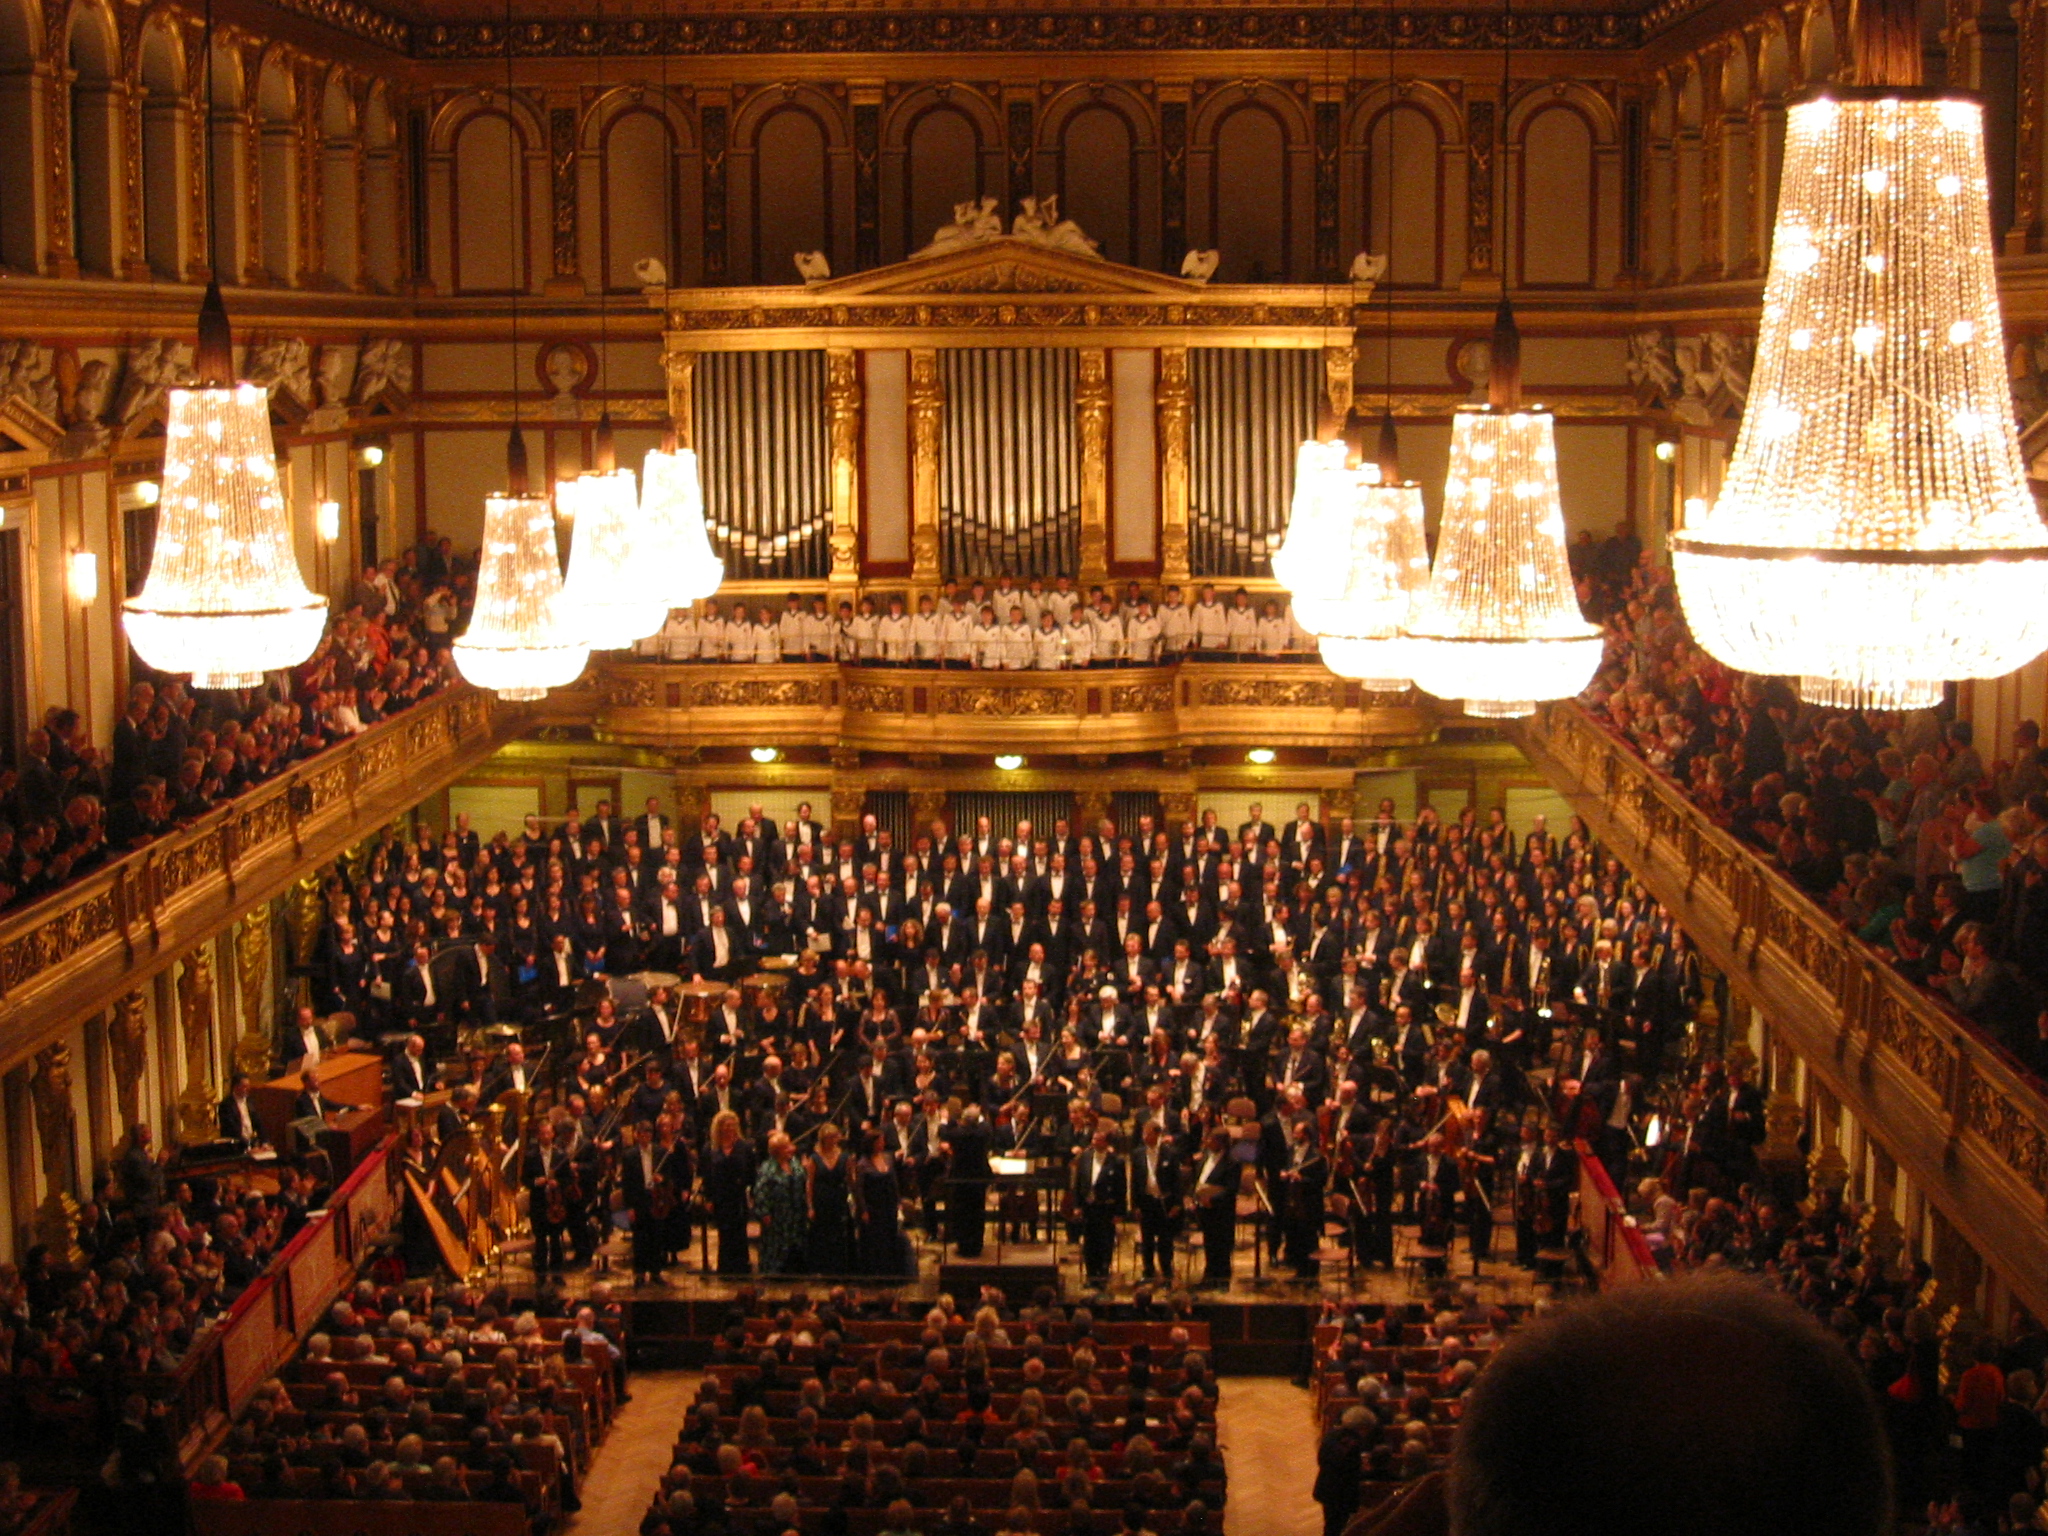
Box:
[753, 1129, 809, 1274]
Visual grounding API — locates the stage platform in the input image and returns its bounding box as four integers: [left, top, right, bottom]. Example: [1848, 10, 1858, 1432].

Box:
[486, 1224, 1571, 1374]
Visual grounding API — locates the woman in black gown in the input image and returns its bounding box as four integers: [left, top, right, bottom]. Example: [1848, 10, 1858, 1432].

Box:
[855, 1130, 903, 1277]
[703, 1109, 756, 1275]
[806, 1122, 856, 1275]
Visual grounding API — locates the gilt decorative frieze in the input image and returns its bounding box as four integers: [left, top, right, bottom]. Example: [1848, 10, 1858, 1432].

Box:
[1196, 676, 1341, 709]
[935, 682, 1081, 717]
[414, 9, 1644, 62]
[843, 680, 906, 713]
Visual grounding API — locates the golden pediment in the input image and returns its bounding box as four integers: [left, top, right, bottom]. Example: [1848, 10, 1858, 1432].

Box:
[806, 238, 1208, 301]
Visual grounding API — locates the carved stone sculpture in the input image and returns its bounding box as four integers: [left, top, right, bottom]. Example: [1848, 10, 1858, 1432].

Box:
[69, 359, 112, 426]
[1179, 249, 1220, 283]
[913, 195, 1005, 259]
[108, 990, 149, 1134]
[0, 341, 62, 420]
[1348, 250, 1388, 286]
[175, 949, 220, 1144]
[113, 339, 195, 426]
[1011, 195, 1100, 258]
[314, 344, 357, 409]
[30, 1043, 77, 1201]
[1626, 328, 1680, 406]
[354, 336, 413, 405]
[633, 256, 668, 287]
[246, 336, 313, 407]
[793, 250, 832, 283]
[1673, 331, 1752, 424]
[233, 918, 275, 1080]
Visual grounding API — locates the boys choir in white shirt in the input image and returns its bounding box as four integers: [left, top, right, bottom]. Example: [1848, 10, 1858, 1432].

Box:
[642, 578, 1320, 669]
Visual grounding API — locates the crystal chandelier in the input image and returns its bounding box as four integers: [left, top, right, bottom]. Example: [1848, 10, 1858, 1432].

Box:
[123, 286, 327, 690]
[1271, 438, 1356, 620]
[1318, 410, 1429, 691]
[641, 440, 724, 604]
[1670, 85, 2048, 709]
[454, 431, 588, 701]
[1404, 305, 1602, 718]
[558, 417, 670, 649]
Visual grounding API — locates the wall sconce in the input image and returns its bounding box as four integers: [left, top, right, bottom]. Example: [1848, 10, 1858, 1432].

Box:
[994, 754, 1024, 771]
[132, 480, 161, 506]
[69, 550, 99, 604]
[357, 445, 385, 468]
[1246, 748, 1276, 765]
[1653, 440, 1678, 463]
[316, 500, 341, 542]
[749, 747, 780, 764]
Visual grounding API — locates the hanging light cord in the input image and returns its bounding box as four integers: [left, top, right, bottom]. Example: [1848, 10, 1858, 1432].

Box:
[1376, 0, 1400, 481]
[1488, 0, 1522, 410]
[193, 0, 232, 385]
[591, 0, 615, 473]
[503, 0, 528, 492]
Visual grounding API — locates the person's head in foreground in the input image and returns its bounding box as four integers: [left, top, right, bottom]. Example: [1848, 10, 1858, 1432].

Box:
[1355, 1274, 1893, 1536]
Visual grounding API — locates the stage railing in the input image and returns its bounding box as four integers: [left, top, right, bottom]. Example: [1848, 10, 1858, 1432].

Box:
[1572, 1137, 1659, 1286]
[167, 1138, 398, 1461]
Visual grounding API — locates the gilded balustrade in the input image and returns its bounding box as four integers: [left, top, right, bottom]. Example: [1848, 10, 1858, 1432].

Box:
[0, 685, 519, 1077]
[560, 658, 1443, 754]
[1518, 702, 2048, 1312]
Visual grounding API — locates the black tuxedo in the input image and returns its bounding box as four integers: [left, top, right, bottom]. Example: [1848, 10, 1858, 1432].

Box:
[1072, 1148, 1128, 1280]
[1130, 1141, 1184, 1279]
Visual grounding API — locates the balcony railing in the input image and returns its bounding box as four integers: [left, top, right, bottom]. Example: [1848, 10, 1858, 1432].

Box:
[541, 658, 1446, 754]
[0, 685, 519, 1076]
[1518, 702, 2048, 1313]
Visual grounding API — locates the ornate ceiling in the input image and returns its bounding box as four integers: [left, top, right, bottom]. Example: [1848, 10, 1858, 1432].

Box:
[260, 0, 1721, 59]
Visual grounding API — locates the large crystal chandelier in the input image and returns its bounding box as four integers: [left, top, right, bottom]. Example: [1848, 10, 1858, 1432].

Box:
[1404, 303, 1602, 718]
[1670, 78, 2048, 708]
[641, 440, 724, 604]
[454, 431, 588, 700]
[558, 416, 670, 649]
[1318, 411, 1429, 690]
[1271, 438, 1356, 619]
[123, 286, 326, 690]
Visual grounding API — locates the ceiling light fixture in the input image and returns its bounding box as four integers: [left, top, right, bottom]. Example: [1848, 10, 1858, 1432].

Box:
[122, 34, 328, 700]
[1670, 0, 2048, 709]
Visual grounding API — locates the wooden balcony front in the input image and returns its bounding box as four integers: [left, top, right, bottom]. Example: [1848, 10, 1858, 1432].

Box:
[0, 686, 524, 1076]
[1516, 702, 2048, 1316]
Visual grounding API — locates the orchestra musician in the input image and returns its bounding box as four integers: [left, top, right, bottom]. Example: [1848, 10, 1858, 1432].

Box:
[1278, 1116, 1327, 1279]
[525, 1119, 576, 1273]
[1071, 1125, 1128, 1287]
[1131, 1118, 1184, 1282]
[620, 1119, 683, 1286]
[1192, 1128, 1238, 1288]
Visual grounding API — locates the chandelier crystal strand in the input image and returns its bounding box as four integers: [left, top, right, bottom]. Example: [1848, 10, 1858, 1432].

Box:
[558, 418, 670, 649]
[641, 443, 724, 604]
[454, 483, 588, 701]
[1403, 402, 1603, 718]
[124, 379, 328, 689]
[1671, 90, 2048, 708]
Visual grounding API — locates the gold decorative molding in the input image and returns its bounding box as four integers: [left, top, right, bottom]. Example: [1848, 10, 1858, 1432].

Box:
[562, 658, 1445, 759]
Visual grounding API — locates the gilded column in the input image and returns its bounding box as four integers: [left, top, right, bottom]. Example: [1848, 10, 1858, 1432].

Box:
[826, 347, 862, 597]
[121, 74, 150, 280]
[1322, 344, 1355, 431]
[241, 92, 266, 286]
[45, 62, 78, 277]
[661, 339, 696, 443]
[1077, 347, 1110, 587]
[186, 66, 210, 281]
[1156, 345, 1192, 585]
[1697, 54, 1726, 280]
[908, 347, 944, 590]
[2009, 0, 2042, 253]
[298, 68, 324, 287]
